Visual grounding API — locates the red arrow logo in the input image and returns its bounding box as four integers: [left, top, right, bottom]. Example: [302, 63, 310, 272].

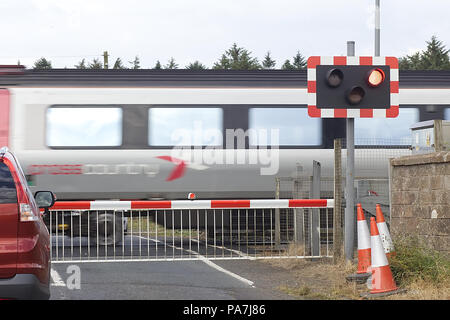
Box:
[156, 156, 187, 181]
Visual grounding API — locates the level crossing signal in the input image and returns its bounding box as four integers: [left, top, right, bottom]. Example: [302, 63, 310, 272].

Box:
[307, 56, 399, 118]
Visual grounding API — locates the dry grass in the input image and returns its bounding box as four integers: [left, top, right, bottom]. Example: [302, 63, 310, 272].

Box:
[311, 258, 364, 300]
[385, 279, 450, 300]
[265, 252, 366, 300]
[278, 285, 312, 297]
[128, 217, 202, 239]
[264, 238, 450, 300]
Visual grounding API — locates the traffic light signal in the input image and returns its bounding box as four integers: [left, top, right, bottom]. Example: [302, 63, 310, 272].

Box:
[307, 56, 399, 118]
[317, 64, 390, 109]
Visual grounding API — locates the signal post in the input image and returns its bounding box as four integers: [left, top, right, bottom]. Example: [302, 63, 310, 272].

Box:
[307, 52, 399, 261]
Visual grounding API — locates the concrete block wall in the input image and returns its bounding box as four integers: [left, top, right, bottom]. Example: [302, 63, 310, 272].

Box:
[390, 151, 450, 257]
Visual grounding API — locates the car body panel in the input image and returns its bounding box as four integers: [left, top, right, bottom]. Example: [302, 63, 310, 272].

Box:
[0, 148, 51, 299]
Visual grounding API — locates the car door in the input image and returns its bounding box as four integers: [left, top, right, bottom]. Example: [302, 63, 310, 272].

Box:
[0, 161, 18, 279]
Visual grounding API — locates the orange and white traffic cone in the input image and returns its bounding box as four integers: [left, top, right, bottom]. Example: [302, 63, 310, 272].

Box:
[376, 204, 395, 258]
[356, 204, 371, 274]
[369, 217, 399, 295]
[346, 204, 371, 283]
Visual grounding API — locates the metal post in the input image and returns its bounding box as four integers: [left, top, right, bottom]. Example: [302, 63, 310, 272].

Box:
[294, 164, 304, 244]
[275, 177, 281, 247]
[103, 51, 109, 69]
[434, 119, 443, 152]
[345, 41, 356, 261]
[333, 139, 343, 262]
[375, 0, 380, 56]
[347, 41, 355, 57]
[310, 161, 321, 256]
[388, 159, 393, 227]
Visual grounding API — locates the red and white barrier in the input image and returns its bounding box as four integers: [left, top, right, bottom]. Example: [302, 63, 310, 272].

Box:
[48, 198, 334, 211]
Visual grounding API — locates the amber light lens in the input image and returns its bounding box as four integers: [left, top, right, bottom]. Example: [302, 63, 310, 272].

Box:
[347, 86, 365, 105]
[367, 68, 385, 87]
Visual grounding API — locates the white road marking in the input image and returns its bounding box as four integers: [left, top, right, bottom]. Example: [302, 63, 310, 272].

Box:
[139, 235, 255, 287]
[51, 268, 66, 287]
[197, 255, 255, 287]
[190, 238, 254, 259]
[52, 235, 256, 288]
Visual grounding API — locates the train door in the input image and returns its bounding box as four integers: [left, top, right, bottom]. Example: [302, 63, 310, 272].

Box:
[0, 89, 10, 147]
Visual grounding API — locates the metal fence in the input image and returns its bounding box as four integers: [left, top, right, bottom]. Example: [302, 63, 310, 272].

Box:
[47, 199, 334, 263]
[274, 139, 412, 258]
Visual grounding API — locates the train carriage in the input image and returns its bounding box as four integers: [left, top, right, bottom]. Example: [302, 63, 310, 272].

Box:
[1, 67, 449, 242]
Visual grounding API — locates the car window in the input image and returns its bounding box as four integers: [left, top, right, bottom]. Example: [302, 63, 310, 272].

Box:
[0, 162, 18, 204]
[14, 157, 39, 213]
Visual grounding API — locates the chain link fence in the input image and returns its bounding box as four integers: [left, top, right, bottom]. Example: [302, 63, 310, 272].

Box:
[275, 138, 412, 254]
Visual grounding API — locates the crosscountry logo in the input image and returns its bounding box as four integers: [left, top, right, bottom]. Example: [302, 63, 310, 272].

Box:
[156, 156, 209, 181]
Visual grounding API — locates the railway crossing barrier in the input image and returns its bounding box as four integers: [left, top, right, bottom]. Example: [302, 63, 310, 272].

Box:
[46, 198, 334, 263]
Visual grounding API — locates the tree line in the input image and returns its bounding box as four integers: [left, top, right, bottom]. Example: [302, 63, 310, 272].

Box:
[32, 36, 450, 71]
[398, 36, 450, 70]
[33, 44, 307, 70]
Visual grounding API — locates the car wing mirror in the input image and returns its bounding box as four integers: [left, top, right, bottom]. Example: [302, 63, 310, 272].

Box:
[34, 191, 56, 209]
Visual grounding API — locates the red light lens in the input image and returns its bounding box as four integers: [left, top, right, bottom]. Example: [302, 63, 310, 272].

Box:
[367, 68, 385, 87]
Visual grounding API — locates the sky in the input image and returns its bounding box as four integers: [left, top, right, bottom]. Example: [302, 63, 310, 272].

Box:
[0, 0, 449, 69]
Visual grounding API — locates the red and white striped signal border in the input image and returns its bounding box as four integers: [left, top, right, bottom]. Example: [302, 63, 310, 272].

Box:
[307, 56, 399, 118]
[47, 199, 334, 211]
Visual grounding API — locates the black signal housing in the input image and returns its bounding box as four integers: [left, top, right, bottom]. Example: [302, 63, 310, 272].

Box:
[316, 65, 390, 109]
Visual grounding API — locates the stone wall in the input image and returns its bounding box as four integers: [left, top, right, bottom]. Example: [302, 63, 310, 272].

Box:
[390, 151, 450, 257]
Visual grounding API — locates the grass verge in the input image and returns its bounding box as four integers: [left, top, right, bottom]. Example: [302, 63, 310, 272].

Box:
[267, 237, 449, 300]
[386, 236, 450, 300]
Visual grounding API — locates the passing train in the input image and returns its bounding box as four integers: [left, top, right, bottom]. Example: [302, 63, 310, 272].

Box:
[1, 66, 450, 202]
[1, 65, 449, 243]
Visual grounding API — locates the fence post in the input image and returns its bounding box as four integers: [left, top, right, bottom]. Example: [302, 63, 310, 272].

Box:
[333, 138, 343, 263]
[275, 177, 281, 247]
[434, 119, 443, 152]
[311, 161, 321, 256]
[293, 165, 304, 244]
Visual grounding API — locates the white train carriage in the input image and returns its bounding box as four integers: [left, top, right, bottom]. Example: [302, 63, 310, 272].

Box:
[0, 67, 449, 241]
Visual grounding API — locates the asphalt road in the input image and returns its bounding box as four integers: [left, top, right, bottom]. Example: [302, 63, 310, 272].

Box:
[49, 235, 295, 300]
[50, 260, 294, 300]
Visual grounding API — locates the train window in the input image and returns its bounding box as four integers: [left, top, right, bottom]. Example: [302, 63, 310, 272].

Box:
[46, 107, 123, 147]
[148, 108, 223, 146]
[248, 108, 321, 146]
[445, 108, 450, 120]
[355, 108, 419, 145]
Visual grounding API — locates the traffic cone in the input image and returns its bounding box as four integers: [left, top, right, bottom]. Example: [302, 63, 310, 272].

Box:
[376, 204, 395, 258]
[356, 204, 371, 274]
[346, 204, 371, 283]
[369, 217, 398, 294]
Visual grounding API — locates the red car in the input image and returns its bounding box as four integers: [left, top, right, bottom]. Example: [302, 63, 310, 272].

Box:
[0, 147, 55, 300]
